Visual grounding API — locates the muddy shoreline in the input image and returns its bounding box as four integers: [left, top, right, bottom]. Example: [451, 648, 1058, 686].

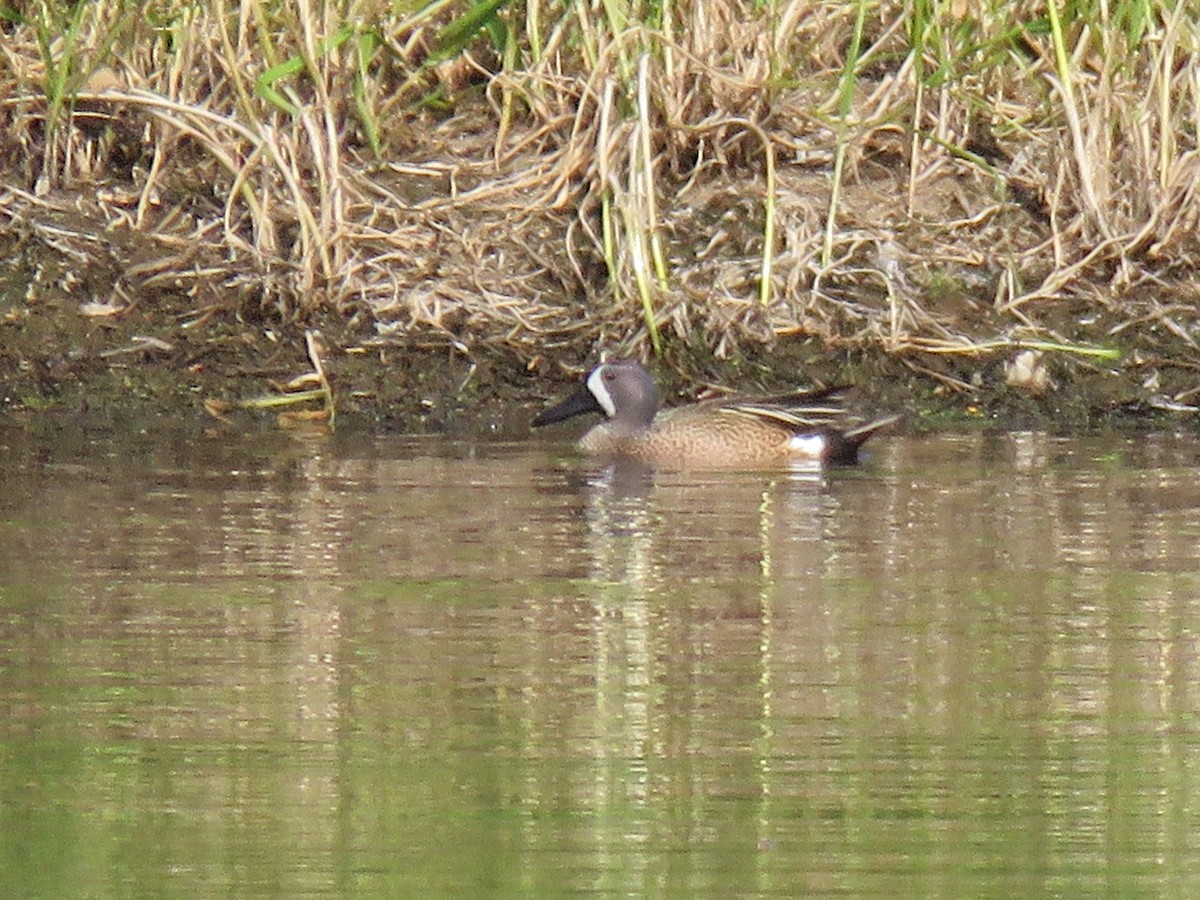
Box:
[1, 279, 1191, 438]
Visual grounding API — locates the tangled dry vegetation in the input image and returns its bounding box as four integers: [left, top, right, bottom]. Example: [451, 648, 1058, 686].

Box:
[1, 0, 1199, 402]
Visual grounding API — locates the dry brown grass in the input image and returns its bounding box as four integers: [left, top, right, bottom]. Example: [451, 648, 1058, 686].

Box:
[0, 0, 1198, 386]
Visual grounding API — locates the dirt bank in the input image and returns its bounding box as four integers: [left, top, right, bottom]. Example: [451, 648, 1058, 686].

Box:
[3, 4, 1200, 435]
[0, 242, 1192, 438]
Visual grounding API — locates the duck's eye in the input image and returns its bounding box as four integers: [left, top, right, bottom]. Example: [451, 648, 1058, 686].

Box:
[603, 371, 615, 381]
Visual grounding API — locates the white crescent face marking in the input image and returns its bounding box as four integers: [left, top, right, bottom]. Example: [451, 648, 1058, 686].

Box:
[787, 433, 827, 459]
[587, 368, 616, 417]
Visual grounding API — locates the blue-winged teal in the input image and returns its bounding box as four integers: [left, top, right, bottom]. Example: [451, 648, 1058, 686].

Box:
[532, 359, 897, 467]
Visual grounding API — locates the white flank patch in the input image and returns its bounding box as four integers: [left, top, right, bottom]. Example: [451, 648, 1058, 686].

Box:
[787, 433, 827, 459]
[587, 368, 617, 417]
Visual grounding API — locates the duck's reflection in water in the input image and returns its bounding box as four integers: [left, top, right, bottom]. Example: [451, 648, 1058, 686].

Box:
[578, 458, 844, 597]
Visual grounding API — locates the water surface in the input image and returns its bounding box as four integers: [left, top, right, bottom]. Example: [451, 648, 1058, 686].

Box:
[2, 423, 1199, 896]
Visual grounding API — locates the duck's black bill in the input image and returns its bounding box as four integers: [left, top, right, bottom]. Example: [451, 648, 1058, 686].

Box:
[532, 385, 603, 427]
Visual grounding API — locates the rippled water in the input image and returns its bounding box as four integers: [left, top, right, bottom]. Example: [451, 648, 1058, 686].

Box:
[2, 422, 1199, 896]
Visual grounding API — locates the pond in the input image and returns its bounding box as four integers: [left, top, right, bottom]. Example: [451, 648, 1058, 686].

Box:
[1, 421, 1199, 896]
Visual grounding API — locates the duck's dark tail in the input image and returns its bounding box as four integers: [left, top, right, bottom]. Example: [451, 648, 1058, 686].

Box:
[824, 414, 902, 465]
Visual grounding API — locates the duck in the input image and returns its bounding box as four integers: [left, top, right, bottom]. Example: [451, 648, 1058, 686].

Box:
[532, 359, 897, 467]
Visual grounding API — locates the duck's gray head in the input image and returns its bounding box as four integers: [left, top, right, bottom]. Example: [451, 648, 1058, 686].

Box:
[532, 359, 660, 429]
[588, 360, 659, 427]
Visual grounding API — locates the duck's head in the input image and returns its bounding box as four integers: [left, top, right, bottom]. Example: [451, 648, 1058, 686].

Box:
[532, 359, 660, 429]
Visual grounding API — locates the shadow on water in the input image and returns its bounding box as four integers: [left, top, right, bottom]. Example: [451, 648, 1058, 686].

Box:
[1, 421, 1200, 896]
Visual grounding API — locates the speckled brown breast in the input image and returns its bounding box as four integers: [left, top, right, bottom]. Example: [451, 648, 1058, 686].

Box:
[578, 406, 816, 467]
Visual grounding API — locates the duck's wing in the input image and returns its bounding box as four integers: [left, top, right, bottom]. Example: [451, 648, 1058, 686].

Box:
[696, 385, 851, 429]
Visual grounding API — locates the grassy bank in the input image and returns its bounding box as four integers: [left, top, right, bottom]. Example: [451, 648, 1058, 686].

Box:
[0, 0, 1198, 420]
